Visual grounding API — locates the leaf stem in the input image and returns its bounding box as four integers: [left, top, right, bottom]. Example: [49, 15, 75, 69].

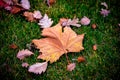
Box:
[65, 53, 70, 64]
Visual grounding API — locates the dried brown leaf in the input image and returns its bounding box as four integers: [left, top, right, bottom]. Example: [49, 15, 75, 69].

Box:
[47, 0, 56, 7]
[11, 6, 23, 14]
[9, 43, 18, 49]
[77, 56, 85, 63]
[23, 11, 36, 22]
[32, 23, 84, 63]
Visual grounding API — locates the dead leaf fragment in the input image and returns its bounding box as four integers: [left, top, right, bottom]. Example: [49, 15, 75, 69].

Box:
[11, 6, 24, 14]
[32, 23, 84, 63]
[46, 0, 56, 7]
[93, 44, 97, 50]
[67, 63, 76, 71]
[23, 11, 36, 22]
[91, 24, 97, 29]
[28, 62, 48, 74]
[9, 43, 18, 49]
[17, 49, 34, 60]
[77, 56, 85, 63]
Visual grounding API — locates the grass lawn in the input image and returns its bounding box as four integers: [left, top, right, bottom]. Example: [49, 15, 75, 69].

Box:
[0, 0, 120, 80]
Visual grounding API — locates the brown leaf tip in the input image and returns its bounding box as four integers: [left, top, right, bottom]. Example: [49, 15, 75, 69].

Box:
[77, 56, 86, 63]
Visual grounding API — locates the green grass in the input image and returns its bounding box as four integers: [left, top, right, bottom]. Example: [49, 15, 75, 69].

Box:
[0, 0, 120, 80]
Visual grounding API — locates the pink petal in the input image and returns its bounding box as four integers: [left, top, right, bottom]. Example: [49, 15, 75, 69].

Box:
[20, 0, 30, 10]
[67, 18, 81, 27]
[100, 9, 110, 17]
[17, 49, 34, 60]
[22, 62, 29, 68]
[59, 18, 68, 26]
[80, 16, 90, 25]
[67, 63, 76, 71]
[33, 10, 42, 19]
[28, 62, 48, 74]
[38, 14, 53, 28]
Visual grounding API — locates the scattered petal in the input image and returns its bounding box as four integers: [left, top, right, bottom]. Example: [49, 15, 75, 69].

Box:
[17, 49, 34, 60]
[80, 16, 90, 25]
[67, 63, 76, 71]
[101, 2, 108, 9]
[66, 18, 81, 27]
[91, 24, 97, 29]
[33, 10, 42, 19]
[93, 44, 97, 51]
[77, 56, 85, 63]
[9, 43, 18, 49]
[100, 9, 110, 17]
[22, 62, 29, 68]
[28, 62, 48, 74]
[20, 0, 30, 10]
[38, 14, 53, 28]
[11, 6, 24, 14]
[59, 18, 81, 27]
[59, 18, 68, 26]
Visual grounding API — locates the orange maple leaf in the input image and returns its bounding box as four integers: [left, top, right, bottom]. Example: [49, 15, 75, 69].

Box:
[32, 23, 84, 63]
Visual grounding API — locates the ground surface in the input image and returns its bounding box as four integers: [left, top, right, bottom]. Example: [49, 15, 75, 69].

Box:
[0, 0, 120, 80]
